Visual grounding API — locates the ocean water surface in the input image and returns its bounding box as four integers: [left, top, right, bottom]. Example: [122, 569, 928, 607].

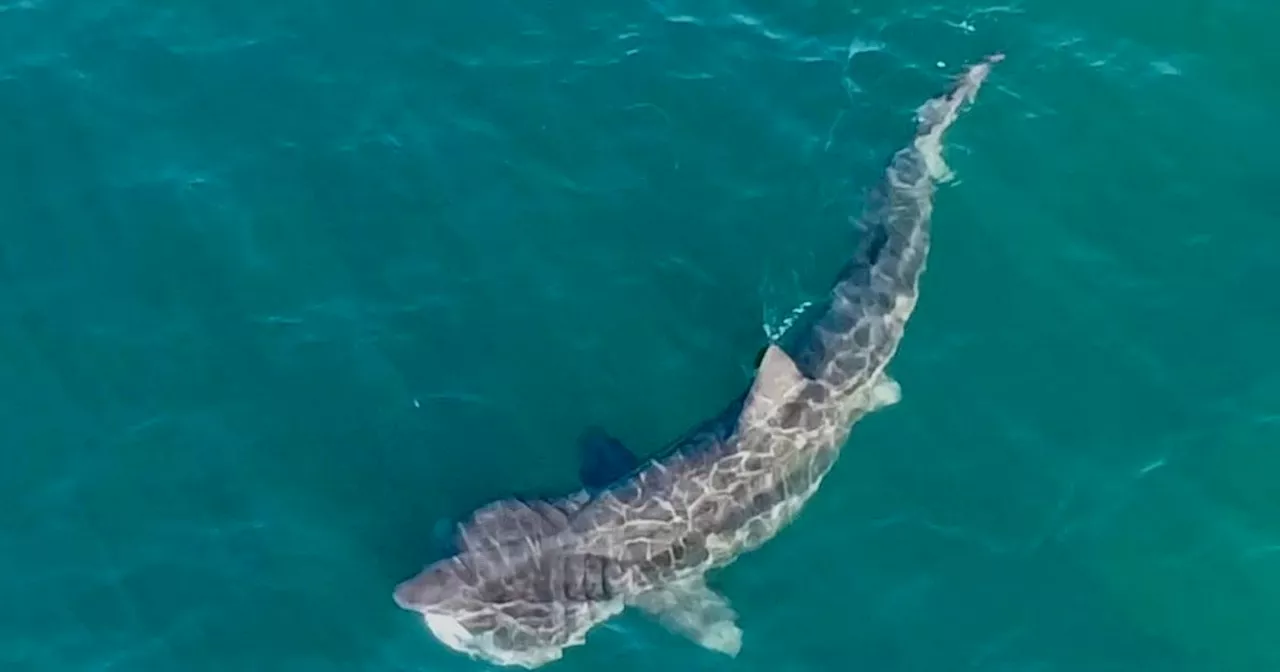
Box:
[2, 0, 1278, 670]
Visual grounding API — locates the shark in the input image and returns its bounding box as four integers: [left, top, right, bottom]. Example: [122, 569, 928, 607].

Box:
[393, 54, 1003, 668]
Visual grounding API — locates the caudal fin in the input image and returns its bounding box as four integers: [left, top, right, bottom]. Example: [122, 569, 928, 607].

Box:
[915, 53, 1004, 143]
[911, 53, 1003, 181]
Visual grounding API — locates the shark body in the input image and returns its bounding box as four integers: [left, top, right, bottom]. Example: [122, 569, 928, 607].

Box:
[393, 54, 1003, 668]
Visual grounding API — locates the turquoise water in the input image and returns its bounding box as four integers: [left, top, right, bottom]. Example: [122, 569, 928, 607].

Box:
[3, 0, 1278, 670]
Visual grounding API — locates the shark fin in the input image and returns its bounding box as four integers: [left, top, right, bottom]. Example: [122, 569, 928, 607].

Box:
[577, 426, 641, 490]
[739, 344, 809, 428]
[752, 344, 807, 403]
[630, 576, 742, 657]
[452, 498, 574, 554]
[863, 373, 902, 411]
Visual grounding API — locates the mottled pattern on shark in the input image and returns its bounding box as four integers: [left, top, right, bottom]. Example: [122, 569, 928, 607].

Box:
[393, 54, 1003, 668]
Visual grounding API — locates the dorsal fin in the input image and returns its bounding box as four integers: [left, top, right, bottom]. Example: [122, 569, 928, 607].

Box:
[752, 344, 807, 402]
[738, 344, 809, 428]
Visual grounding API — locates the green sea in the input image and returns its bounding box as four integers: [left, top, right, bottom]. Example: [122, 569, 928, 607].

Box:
[2, 0, 1278, 670]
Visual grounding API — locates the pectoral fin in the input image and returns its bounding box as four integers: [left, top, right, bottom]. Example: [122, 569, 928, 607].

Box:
[577, 426, 641, 490]
[629, 577, 742, 657]
[863, 374, 902, 411]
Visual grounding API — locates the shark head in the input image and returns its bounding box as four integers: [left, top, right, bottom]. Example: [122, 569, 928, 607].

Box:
[392, 559, 488, 655]
[394, 526, 626, 669]
[394, 556, 567, 668]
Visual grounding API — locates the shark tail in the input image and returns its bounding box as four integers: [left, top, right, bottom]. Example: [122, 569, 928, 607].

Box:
[796, 54, 1001, 390]
[913, 53, 1004, 178]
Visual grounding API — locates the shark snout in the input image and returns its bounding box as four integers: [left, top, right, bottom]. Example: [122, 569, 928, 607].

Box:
[394, 563, 489, 657]
[392, 579, 418, 610]
[393, 563, 457, 611]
